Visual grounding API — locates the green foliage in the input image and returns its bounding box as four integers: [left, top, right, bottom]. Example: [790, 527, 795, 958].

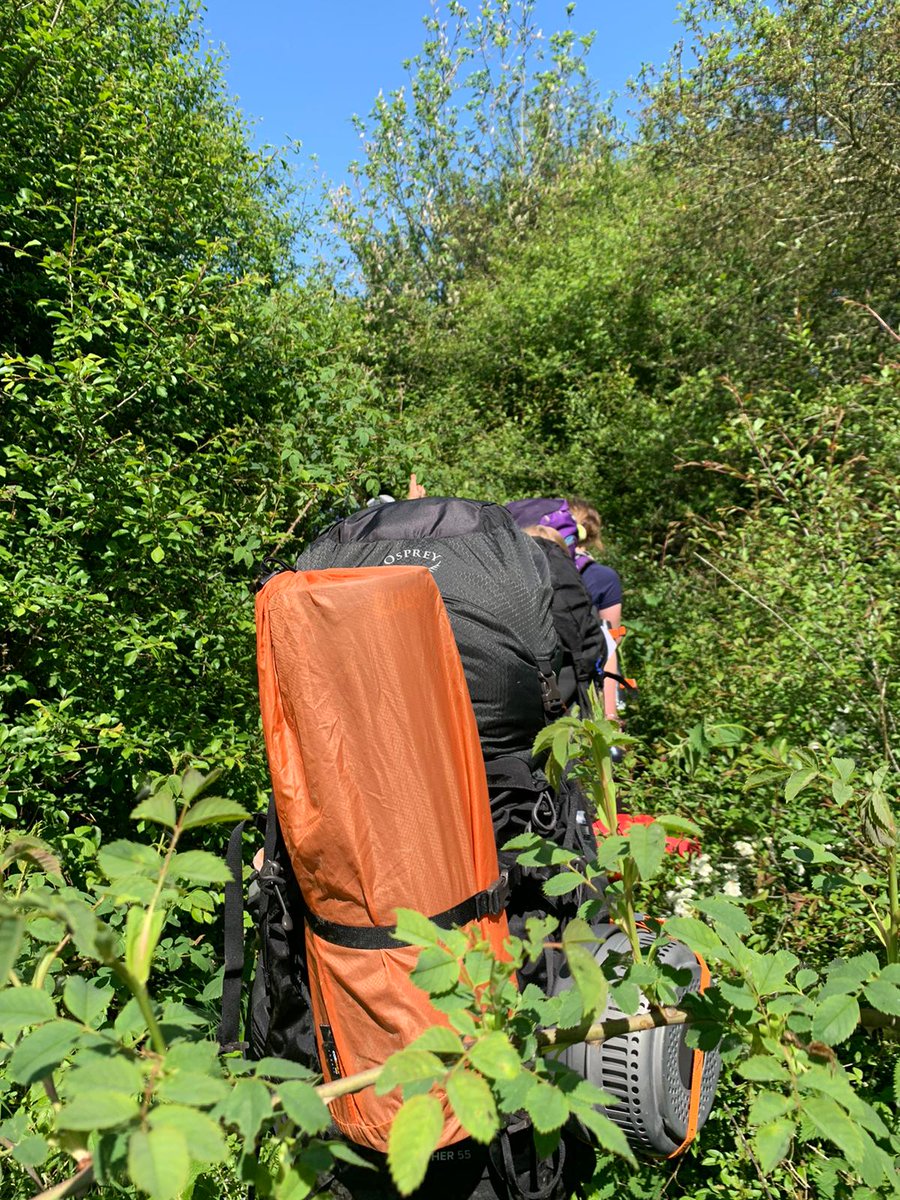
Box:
[1, 0, 899, 1196]
[0, 0, 406, 843]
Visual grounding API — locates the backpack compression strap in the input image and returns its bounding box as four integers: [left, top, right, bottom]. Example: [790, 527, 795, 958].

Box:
[218, 817, 250, 1054]
[304, 872, 511, 950]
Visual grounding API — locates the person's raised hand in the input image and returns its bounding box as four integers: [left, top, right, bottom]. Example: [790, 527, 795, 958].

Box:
[407, 472, 427, 499]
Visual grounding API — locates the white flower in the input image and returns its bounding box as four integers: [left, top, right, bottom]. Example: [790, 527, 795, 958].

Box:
[734, 840, 755, 859]
[723, 880, 742, 898]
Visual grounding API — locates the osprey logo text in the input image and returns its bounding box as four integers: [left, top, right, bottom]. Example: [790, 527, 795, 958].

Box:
[382, 547, 442, 572]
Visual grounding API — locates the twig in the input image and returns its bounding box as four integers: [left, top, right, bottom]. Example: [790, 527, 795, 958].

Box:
[840, 297, 900, 343]
[270, 496, 316, 558]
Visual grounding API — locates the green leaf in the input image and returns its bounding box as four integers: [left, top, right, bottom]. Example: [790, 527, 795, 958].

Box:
[128, 1127, 190, 1200]
[624, 822, 666, 880]
[653, 814, 702, 836]
[862, 978, 900, 1016]
[894, 1060, 900, 1107]
[663, 917, 725, 960]
[58, 1090, 140, 1130]
[812, 993, 860, 1045]
[748, 1090, 793, 1126]
[147, 1106, 228, 1163]
[150, 545, 165, 564]
[387, 1093, 444, 1194]
[737, 1056, 791, 1083]
[408, 1026, 464, 1056]
[0, 916, 24, 981]
[159, 1069, 230, 1107]
[219, 1078, 272, 1139]
[564, 944, 607, 1024]
[576, 1106, 636, 1163]
[181, 768, 221, 802]
[785, 766, 818, 802]
[131, 792, 177, 829]
[9, 1018, 82, 1085]
[251, 1057, 318, 1081]
[718, 980, 757, 1010]
[754, 1118, 795, 1172]
[795, 968, 818, 991]
[392, 909, 442, 948]
[170, 850, 234, 885]
[279, 1080, 331, 1134]
[755, 949, 801, 996]
[803, 1095, 866, 1167]
[67, 1052, 144, 1095]
[12, 1135, 49, 1169]
[541, 871, 583, 896]
[0, 985, 56, 1034]
[410, 945, 460, 995]
[375, 1048, 447, 1096]
[693, 896, 752, 935]
[98, 840, 161, 879]
[522, 1077, 569, 1134]
[181, 796, 250, 829]
[446, 1068, 499, 1143]
[468, 1032, 520, 1081]
[63, 977, 113, 1027]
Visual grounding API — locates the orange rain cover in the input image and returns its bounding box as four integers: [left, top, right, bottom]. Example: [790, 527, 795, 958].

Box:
[256, 566, 509, 1150]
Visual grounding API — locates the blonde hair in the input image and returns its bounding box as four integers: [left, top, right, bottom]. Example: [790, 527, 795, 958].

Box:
[568, 497, 603, 551]
[523, 523, 568, 551]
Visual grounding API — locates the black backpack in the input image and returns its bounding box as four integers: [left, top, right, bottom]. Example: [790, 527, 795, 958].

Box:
[220, 501, 600, 1198]
[296, 498, 562, 761]
[528, 538, 605, 711]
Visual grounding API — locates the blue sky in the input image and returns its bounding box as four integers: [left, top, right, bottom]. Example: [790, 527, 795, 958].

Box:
[200, 0, 688, 189]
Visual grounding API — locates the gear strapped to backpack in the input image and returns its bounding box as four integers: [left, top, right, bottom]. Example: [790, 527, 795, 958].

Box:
[252, 565, 509, 1151]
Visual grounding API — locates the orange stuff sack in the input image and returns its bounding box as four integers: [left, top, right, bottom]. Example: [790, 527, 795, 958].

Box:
[256, 565, 510, 1151]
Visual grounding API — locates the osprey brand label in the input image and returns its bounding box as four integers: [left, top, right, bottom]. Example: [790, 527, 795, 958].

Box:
[382, 546, 442, 572]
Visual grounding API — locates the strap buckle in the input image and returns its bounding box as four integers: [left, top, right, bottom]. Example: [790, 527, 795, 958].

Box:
[475, 871, 511, 919]
[539, 670, 564, 718]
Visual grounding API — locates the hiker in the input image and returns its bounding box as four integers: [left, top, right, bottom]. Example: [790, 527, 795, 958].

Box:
[505, 497, 621, 721]
[568, 497, 624, 724]
[567, 496, 622, 626]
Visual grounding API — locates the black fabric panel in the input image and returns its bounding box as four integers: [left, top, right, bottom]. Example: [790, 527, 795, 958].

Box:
[327, 496, 500, 542]
[531, 540, 604, 705]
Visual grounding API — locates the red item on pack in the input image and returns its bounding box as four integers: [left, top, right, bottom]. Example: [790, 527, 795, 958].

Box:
[593, 812, 700, 859]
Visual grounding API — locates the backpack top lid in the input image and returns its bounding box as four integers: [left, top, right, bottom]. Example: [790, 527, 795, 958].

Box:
[297, 498, 560, 761]
[506, 497, 578, 553]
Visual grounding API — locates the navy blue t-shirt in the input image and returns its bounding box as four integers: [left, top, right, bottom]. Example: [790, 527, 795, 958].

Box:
[578, 560, 622, 612]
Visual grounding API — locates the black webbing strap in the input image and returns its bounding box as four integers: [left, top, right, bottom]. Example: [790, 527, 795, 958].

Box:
[599, 669, 638, 693]
[218, 819, 248, 1053]
[304, 873, 511, 951]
